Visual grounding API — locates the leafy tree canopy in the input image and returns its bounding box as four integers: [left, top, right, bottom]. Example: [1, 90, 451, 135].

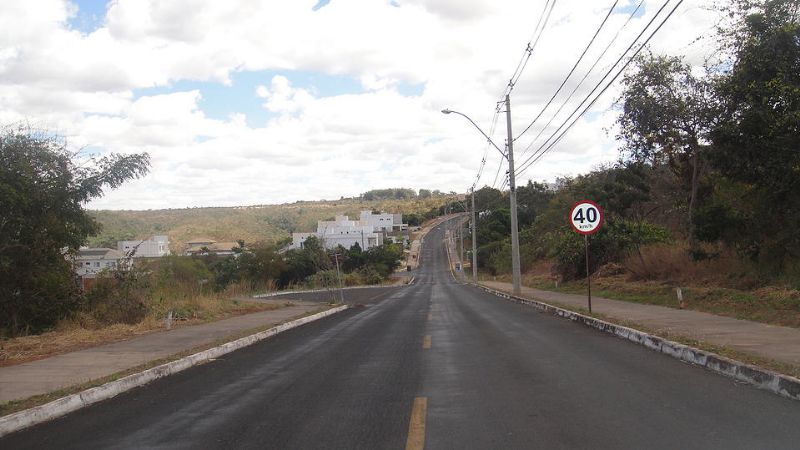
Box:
[0, 129, 150, 335]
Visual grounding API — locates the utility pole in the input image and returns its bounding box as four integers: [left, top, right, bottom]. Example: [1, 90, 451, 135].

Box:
[458, 218, 464, 272]
[505, 94, 522, 296]
[471, 188, 478, 283]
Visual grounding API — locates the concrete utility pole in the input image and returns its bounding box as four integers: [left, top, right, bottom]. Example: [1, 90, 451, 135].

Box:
[459, 218, 464, 270]
[505, 95, 522, 295]
[471, 188, 478, 283]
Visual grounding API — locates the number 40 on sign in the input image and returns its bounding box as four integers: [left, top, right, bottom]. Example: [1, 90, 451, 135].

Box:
[570, 200, 603, 235]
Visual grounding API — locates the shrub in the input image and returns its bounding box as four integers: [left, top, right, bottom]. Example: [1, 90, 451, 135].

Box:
[552, 219, 671, 280]
[84, 266, 150, 325]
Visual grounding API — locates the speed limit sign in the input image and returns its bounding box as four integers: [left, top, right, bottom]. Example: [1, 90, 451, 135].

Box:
[569, 200, 603, 235]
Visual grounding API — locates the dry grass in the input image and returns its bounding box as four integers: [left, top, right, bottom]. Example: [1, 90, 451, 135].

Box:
[624, 244, 762, 290]
[0, 295, 282, 367]
[487, 255, 800, 328]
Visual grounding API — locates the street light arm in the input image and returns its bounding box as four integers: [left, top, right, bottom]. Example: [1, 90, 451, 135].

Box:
[442, 109, 506, 159]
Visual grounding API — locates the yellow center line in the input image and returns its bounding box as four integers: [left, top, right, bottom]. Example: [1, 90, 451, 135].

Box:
[405, 397, 428, 450]
[423, 335, 431, 349]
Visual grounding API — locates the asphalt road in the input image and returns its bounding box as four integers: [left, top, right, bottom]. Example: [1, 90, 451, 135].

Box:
[3, 219, 799, 449]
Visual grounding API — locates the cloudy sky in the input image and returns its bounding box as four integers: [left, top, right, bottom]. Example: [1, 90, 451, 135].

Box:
[1, 0, 719, 210]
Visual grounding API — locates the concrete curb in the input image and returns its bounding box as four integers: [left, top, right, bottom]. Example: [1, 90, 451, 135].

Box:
[253, 284, 399, 298]
[0, 305, 349, 438]
[475, 284, 800, 402]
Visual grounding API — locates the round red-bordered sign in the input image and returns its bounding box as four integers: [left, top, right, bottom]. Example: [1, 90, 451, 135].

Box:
[569, 200, 604, 235]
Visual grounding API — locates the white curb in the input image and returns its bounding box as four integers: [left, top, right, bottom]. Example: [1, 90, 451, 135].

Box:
[253, 284, 399, 298]
[0, 305, 349, 437]
[475, 284, 800, 402]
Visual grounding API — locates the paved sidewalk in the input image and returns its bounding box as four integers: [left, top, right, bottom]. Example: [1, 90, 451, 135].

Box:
[481, 281, 800, 367]
[0, 300, 325, 403]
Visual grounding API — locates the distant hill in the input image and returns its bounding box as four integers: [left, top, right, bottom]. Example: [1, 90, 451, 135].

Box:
[87, 194, 454, 251]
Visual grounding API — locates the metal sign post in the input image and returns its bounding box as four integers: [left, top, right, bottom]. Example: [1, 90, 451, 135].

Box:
[584, 234, 591, 313]
[569, 200, 604, 314]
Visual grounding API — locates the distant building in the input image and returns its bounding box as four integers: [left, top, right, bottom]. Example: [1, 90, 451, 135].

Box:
[290, 210, 407, 250]
[74, 248, 126, 277]
[117, 235, 171, 258]
[73, 247, 128, 290]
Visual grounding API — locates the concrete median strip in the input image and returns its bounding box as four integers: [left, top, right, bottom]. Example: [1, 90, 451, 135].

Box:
[476, 284, 800, 402]
[254, 284, 401, 298]
[0, 305, 349, 438]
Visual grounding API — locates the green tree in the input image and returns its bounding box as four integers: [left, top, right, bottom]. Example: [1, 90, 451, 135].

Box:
[473, 186, 504, 212]
[0, 129, 150, 335]
[705, 0, 800, 265]
[515, 181, 553, 228]
[279, 236, 329, 287]
[617, 53, 719, 246]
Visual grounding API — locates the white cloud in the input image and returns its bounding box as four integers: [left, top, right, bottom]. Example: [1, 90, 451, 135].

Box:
[0, 0, 722, 209]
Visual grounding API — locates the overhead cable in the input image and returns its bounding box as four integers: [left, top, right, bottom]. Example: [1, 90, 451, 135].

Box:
[517, 0, 644, 159]
[514, 0, 620, 143]
[515, 0, 684, 178]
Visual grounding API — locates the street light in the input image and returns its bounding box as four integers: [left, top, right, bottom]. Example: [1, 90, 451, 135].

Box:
[441, 109, 505, 156]
[442, 96, 522, 296]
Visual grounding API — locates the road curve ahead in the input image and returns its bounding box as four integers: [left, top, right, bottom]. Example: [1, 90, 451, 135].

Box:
[2, 219, 799, 449]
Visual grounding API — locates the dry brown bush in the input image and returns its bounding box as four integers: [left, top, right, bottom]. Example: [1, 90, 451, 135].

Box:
[624, 244, 761, 289]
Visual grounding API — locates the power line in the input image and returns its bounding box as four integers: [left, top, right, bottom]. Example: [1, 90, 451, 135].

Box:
[472, 107, 501, 191]
[500, 0, 558, 101]
[517, 0, 685, 178]
[476, 0, 556, 191]
[514, 0, 620, 143]
[515, 0, 684, 178]
[517, 0, 644, 160]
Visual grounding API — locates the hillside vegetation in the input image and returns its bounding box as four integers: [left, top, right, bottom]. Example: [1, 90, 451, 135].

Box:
[87, 193, 453, 251]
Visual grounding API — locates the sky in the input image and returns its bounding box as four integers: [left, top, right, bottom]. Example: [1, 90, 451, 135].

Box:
[0, 0, 720, 210]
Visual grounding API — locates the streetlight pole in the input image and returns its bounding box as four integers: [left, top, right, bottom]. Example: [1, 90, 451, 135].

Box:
[442, 98, 522, 295]
[459, 218, 464, 268]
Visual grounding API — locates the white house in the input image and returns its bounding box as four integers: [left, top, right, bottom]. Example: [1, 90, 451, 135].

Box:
[290, 210, 407, 250]
[73, 248, 126, 277]
[359, 211, 407, 232]
[117, 235, 171, 258]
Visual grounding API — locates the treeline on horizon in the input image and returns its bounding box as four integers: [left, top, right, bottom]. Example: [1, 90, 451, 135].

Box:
[359, 188, 455, 201]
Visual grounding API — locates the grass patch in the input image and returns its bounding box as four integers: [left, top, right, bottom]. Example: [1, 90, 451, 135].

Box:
[484, 270, 800, 328]
[0, 298, 283, 367]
